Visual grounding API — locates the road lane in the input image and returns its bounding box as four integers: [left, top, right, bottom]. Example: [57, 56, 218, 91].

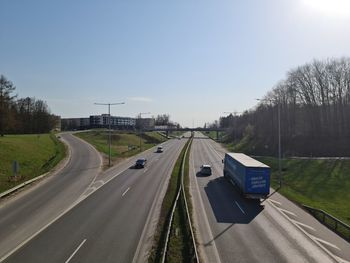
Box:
[0, 133, 102, 259]
[190, 132, 350, 263]
[2, 137, 187, 263]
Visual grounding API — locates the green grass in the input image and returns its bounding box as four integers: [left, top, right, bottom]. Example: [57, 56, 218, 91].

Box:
[0, 133, 66, 193]
[167, 195, 194, 263]
[167, 139, 195, 263]
[149, 139, 189, 262]
[205, 131, 225, 141]
[169, 131, 185, 137]
[256, 157, 350, 225]
[75, 130, 167, 160]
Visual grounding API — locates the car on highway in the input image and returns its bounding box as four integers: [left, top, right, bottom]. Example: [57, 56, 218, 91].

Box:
[156, 146, 163, 153]
[200, 164, 212, 175]
[135, 158, 147, 168]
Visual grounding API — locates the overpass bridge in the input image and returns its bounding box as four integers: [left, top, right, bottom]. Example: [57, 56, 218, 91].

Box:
[145, 127, 227, 140]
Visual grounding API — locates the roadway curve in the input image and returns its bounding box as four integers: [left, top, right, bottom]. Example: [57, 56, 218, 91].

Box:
[0, 133, 102, 259]
[1, 136, 188, 262]
[189, 132, 350, 263]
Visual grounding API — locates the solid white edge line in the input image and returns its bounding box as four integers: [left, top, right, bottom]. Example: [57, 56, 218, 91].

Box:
[65, 239, 87, 263]
[234, 201, 246, 214]
[122, 187, 130, 197]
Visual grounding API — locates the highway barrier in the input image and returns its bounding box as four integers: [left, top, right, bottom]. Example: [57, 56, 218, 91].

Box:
[302, 204, 350, 241]
[149, 136, 198, 263]
[161, 137, 198, 263]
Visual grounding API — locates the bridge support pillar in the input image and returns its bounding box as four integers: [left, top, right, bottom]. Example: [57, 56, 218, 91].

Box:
[166, 130, 169, 138]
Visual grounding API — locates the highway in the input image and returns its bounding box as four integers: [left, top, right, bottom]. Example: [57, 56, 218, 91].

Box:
[189, 132, 350, 263]
[1, 135, 187, 262]
[0, 133, 102, 259]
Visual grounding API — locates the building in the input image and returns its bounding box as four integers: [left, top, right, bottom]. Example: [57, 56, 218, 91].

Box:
[61, 114, 145, 130]
[89, 114, 136, 129]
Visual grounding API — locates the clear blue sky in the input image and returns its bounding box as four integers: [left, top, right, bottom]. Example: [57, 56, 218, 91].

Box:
[1, 0, 350, 127]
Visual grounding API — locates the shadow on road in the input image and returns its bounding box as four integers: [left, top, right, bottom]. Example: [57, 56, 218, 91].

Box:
[196, 171, 211, 178]
[204, 177, 263, 224]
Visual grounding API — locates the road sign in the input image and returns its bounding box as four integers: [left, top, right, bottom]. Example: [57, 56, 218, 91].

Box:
[12, 160, 19, 176]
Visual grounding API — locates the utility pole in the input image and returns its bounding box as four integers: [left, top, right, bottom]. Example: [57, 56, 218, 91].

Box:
[138, 112, 151, 152]
[94, 102, 125, 167]
[256, 98, 282, 188]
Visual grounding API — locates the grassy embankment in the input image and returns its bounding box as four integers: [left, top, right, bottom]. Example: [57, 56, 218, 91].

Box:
[257, 157, 350, 226]
[0, 134, 66, 193]
[205, 131, 225, 141]
[217, 132, 350, 226]
[169, 131, 185, 137]
[149, 139, 195, 262]
[75, 130, 167, 164]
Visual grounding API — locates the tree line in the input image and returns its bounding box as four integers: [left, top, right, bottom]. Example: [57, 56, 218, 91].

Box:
[0, 75, 58, 136]
[219, 57, 350, 156]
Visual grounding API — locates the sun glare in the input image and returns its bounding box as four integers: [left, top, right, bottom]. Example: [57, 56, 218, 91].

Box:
[302, 0, 350, 17]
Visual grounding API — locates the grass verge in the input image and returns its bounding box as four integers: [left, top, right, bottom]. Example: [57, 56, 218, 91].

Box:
[255, 157, 350, 226]
[166, 139, 196, 262]
[149, 139, 193, 262]
[75, 130, 167, 164]
[0, 133, 66, 193]
[205, 131, 225, 141]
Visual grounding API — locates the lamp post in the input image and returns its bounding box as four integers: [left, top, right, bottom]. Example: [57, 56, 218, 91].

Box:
[138, 112, 151, 152]
[256, 99, 282, 188]
[94, 102, 125, 167]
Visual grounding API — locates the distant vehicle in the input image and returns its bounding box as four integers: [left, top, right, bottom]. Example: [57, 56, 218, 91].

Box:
[200, 164, 212, 176]
[135, 158, 147, 168]
[223, 153, 270, 199]
[156, 146, 163, 153]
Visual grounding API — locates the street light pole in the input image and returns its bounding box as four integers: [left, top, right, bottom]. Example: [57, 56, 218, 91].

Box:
[256, 99, 282, 188]
[94, 102, 125, 167]
[277, 102, 282, 188]
[138, 112, 151, 152]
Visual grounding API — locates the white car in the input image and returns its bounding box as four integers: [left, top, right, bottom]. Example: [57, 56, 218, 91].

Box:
[157, 146, 163, 153]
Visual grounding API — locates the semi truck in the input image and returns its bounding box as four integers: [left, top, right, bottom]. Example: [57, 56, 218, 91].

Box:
[223, 153, 270, 199]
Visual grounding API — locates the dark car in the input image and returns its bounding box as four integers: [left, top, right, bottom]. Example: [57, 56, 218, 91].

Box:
[200, 164, 212, 176]
[156, 146, 163, 153]
[135, 158, 147, 168]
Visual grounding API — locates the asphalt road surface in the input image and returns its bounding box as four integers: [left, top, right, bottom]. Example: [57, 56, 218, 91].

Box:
[189, 132, 350, 263]
[0, 133, 102, 260]
[1, 135, 187, 263]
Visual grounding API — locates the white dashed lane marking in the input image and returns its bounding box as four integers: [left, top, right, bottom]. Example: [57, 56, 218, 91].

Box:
[235, 201, 246, 214]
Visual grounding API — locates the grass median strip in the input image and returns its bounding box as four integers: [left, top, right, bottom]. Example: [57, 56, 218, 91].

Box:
[149, 138, 196, 262]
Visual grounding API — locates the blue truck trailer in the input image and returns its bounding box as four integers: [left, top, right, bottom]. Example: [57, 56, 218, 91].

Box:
[223, 153, 270, 199]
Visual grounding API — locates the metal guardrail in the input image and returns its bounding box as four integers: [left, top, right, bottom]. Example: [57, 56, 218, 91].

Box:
[302, 204, 350, 241]
[181, 138, 199, 262]
[161, 137, 199, 263]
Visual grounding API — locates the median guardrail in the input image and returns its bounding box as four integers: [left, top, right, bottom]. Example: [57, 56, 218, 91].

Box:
[302, 204, 350, 241]
[161, 137, 198, 263]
